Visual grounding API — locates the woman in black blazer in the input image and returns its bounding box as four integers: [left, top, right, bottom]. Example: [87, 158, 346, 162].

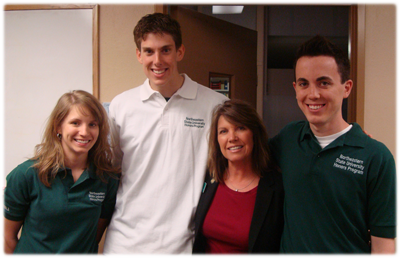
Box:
[193, 100, 284, 254]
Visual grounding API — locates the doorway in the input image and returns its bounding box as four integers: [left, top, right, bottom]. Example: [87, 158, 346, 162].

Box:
[156, 0, 363, 133]
[263, 5, 350, 137]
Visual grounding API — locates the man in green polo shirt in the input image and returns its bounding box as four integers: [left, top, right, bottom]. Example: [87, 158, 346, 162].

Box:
[269, 35, 396, 253]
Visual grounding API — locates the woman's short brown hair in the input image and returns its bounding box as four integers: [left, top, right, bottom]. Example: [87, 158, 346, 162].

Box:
[207, 99, 275, 182]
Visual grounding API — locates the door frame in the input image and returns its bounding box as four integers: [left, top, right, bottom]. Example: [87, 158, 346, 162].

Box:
[154, 0, 365, 126]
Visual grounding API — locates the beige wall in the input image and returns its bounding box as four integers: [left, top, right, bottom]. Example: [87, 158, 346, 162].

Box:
[364, 0, 400, 173]
[364, 0, 400, 257]
[0, 0, 400, 258]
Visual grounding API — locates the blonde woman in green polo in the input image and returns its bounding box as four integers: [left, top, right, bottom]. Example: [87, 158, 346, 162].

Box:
[4, 90, 120, 253]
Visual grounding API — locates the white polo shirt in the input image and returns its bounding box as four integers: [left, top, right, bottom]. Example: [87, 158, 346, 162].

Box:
[103, 74, 228, 254]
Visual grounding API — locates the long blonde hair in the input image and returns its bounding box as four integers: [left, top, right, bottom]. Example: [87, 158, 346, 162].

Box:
[31, 90, 120, 187]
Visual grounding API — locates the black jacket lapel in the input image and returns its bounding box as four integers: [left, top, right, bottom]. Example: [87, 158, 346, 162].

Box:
[248, 174, 275, 252]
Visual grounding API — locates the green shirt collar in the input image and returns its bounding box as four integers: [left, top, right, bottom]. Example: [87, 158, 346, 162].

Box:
[300, 122, 367, 149]
[58, 163, 97, 179]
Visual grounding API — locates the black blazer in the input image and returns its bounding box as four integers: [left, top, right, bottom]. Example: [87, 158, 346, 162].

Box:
[193, 169, 284, 253]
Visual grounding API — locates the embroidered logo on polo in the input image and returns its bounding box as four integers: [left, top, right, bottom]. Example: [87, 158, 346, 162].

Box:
[89, 191, 105, 202]
[184, 117, 205, 129]
[333, 154, 365, 175]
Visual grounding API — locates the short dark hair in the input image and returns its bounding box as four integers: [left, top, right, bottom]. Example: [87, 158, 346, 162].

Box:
[133, 13, 182, 50]
[207, 100, 276, 182]
[294, 35, 350, 83]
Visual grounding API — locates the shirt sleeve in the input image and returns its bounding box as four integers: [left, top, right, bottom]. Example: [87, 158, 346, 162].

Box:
[367, 143, 396, 238]
[268, 133, 282, 166]
[108, 103, 123, 169]
[4, 163, 33, 221]
[100, 176, 119, 219]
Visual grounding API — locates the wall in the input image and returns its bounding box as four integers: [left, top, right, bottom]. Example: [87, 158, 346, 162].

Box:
[0, 0, 400, 258]
[172, 6, 258, 107]
[363, 5, 396, 157]
[364, 0, 400, 165]
[0, 0, 154, 102]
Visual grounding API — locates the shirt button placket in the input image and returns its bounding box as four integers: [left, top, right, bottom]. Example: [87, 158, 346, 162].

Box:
[310, 153, 321, 175]
[162, 109, 169, 126]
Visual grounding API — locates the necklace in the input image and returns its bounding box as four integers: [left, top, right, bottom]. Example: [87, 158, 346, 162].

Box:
[229, 176, 257, 192]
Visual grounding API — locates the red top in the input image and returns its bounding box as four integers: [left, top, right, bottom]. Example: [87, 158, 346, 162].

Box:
[202, 182, 258, 253]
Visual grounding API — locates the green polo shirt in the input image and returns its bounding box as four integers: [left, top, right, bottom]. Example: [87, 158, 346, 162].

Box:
[269, 121, 396, 253]
[4, 159, 119, 253]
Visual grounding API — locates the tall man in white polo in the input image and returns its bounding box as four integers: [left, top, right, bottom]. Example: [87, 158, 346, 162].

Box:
[103, 13, 228, 253]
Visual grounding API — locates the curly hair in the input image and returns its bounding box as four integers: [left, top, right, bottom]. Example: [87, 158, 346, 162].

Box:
[133, 12, 182, 50]
[207, 99, 276, 182]
[31, 90, 120, 187]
